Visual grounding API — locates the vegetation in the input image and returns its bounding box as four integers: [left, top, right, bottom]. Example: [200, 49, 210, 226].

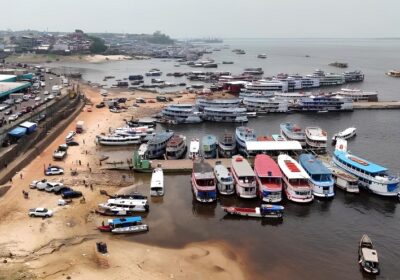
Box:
[146, 31, 174, 45]
[88, 36, 107, 54]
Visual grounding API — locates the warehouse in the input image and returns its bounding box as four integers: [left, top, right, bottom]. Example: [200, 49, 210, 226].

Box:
[0, 82, 31, 99]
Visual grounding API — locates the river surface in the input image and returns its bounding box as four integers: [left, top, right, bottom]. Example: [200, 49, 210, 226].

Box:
[46, 38, 400, 100]
[51, 39, 400, 279]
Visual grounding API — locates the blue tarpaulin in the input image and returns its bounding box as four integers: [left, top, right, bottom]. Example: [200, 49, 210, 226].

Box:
[8, 127, 27, 138]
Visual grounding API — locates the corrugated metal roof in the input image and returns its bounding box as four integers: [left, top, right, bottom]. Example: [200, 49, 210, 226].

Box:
[299, 154, 331, 175]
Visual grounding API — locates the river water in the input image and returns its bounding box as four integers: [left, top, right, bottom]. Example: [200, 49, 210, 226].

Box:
[49, 39, 400, 279]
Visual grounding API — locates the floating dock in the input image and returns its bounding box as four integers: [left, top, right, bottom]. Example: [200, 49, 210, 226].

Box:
[353, 101, 400, 110]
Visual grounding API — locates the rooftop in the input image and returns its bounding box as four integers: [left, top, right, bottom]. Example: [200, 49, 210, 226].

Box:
[246, 141, 302, 152]
[334, 150, 388, 174]
[299, 154, 331, 175]
[0, 82, 31, 98]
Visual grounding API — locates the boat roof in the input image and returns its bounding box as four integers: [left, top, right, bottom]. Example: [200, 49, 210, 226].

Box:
[190, 139, 199, 152]
[361, 248, 379, 263]
[168, 135, 184, 147]
[214, 163, 231, 178]
[204, 107, 246, 112]
[305, 127, 327, 141]
[334, 150, 387, 174]
[151, 168, 163, 187]
[202, 134, 217, 145]
[112, 216, 142, 225]
[231, 156, 255, 177]
[280, 122, 304, 133]
[254, 154, 282, 177]
[299, 154, 331, 175]
[193, 160, 214, 179]
[278, 154, 310, 180]
[147, 131, 174, 144]
[337, 127, 356, 137]
[246, 141, 302, 152]
[198, 98, 241, 104]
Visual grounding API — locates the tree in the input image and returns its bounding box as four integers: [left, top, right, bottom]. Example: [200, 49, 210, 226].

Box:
[89, 36, 107, 54]
[146, 31, 174, 45]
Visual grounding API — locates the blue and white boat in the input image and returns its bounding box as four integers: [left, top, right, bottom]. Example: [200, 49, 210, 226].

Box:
[161, 104, 203, 124]
[235, 126, 256, 155]
[299, 154, 335, 198]
[191, 160, 217, 203]
[280, 122, 306, 147]
[332, 139, 399, 197]
[202, 134, 217, 159]
[144, 130, 174, 159]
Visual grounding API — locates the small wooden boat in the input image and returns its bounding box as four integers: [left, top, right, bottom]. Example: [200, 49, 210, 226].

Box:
[222, 204, 284, 218]
[358, 234, 379, 274]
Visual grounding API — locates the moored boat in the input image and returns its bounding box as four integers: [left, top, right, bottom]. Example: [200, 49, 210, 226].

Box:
[218, 133, 236, 158]
[191, 160, 217, 203]
[98, 197, 149, 213]
[214, 161, 235, 195]
[202, 134, 217, 159]
[231, 155, 257, 198]
[358, 234, 379, 274]
[150, 167, 164, 196]
[98, 216, 149, 234]
[235, 126, 256, 155]
[278, 154, 313, 203]
[166, 135, 187, 159]
[330, 166, 359, 193]
[144, 130, 174, 159]
[145, 68, 162, 76]
[189, 138, 200, 159]
[305, 127, 327, 153]
[254, 154, 283, 203]
[299, 154, 335, 198]
[96, 134, 141, 146]
[332, 127, 356, 144]
[332, 139, 399, 197]
[222, 204, 284, 218]
[280, 122, 306, 147]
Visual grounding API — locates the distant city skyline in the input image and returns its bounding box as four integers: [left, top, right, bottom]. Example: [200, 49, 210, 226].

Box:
[1, 0, 399, 38]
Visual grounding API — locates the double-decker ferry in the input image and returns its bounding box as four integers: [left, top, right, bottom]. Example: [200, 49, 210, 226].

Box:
[332, 139, 399, 197]
[218, 132, 236, 158]
[280, 122, 306, 147]
[196, 98, 241, 111]
[343, 70, 364, 82]
[202, 107, 248, 123]
[242, 80, 289, 93]
[299, 154, 335, 198]
[293, 96, 353, 112]
[305, 127, 327, 153]
[191, 160, 217, 203]
[214, 161, 235, 195]
[161, 104, 202, 124]
[144, 131, 174, 159]
[335, 88, 378, 102]
[254, 154, 283, 203]
[235, 126, 256, 155]
[231, 155, 257, 198]
[243, 97, 289, 113]
[278, 154, 313, 203]
[202, 134, 217, 158]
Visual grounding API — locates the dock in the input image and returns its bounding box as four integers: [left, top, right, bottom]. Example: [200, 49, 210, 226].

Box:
[353, 101, 400, 110]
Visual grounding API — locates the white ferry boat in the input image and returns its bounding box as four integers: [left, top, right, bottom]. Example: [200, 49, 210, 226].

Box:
[332, 139, 399, 197]
[335, 88, 378, 102]
[331, 127, 356, 144]
[96, 134, 141, 146]
[189, 138, 200, 159]
[242, 80, 289, 93]
[330, 166, 359, 193]
[280, 122, 306, 147]
[150, 167, 164, 196]
[202, 107, 248, 123]
[243, 67, 264, 76]
[293, 95, 353, 112]
[196, 98, 241, 111]
[161, 104, 203, 124]
[308, 69, 345, 86]
[343, 70, 364, 82]
[305, 127, 327, 153]
[145, 68, 162, 76]
[145, 131, 174, 159]
[166, 135, 187, 160]
[214, 161, 235, 195]
[274, 92, 312, 100]
[235, 126, 256, 155]
[231, 155, 257, 198]
[98, 198, 149, 212]
[243, 97, 289, 113]
[218, 133, 236, 158]
[278, 154, 313, 203]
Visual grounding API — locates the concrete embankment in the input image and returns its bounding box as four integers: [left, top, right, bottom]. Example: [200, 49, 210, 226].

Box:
[353, 101, 400, 110]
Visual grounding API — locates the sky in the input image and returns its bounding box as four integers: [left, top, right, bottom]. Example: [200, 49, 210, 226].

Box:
[1, 0, 399, 38]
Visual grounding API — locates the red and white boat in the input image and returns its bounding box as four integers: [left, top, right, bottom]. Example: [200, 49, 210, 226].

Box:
[222, 204, 284, 218]
[231, 155, 257, 198]
[254, 154, 283, 203]
[278, 154, 313, 203]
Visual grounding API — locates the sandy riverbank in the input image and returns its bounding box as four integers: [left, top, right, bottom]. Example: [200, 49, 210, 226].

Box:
[5, 54, 133, 64]
[0, 85, 247, 280]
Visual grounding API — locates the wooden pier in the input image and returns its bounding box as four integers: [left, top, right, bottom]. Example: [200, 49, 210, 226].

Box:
[353, 101, 400, 110]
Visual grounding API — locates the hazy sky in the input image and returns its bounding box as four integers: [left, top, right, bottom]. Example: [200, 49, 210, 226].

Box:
[1, 0, 399, 38]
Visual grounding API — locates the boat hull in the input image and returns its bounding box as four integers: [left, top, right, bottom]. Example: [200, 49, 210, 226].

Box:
[111, 224, 149, 234]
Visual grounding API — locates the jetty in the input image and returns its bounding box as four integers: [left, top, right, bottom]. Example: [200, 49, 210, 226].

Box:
[353, 101, 400, 110]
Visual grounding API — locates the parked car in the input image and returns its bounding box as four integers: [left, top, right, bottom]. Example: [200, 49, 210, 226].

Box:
[54, 186, 72, 195]
[66, 141, 79, 146]
[61, 190, 83, 199]
[45, 182, 64, 192]
[15, 98, 23, 104]
[23, 95, 30, 101]
[8, 114, 19, 121]
[35, 114, 46, 123]
[0, 105, 9, 111]
[65, 131, 76, 142]
[29, 208, 53, 218]
[34, 97, 41, 101]
[4, 109, 13, 115]
[30, 179, 45, 189]
[96, 102, 105, 108]
[43, 90, 49, 95]
[44, 166, 64, 176]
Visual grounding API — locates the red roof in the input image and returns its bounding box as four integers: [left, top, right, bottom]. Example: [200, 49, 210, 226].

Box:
[254, 154, 282, 177]
[285, 160, 300, 172]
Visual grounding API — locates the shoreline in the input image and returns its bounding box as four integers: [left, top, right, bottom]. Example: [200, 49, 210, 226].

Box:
[0, 84, 251, 280]
[5, 54, 133, 64]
